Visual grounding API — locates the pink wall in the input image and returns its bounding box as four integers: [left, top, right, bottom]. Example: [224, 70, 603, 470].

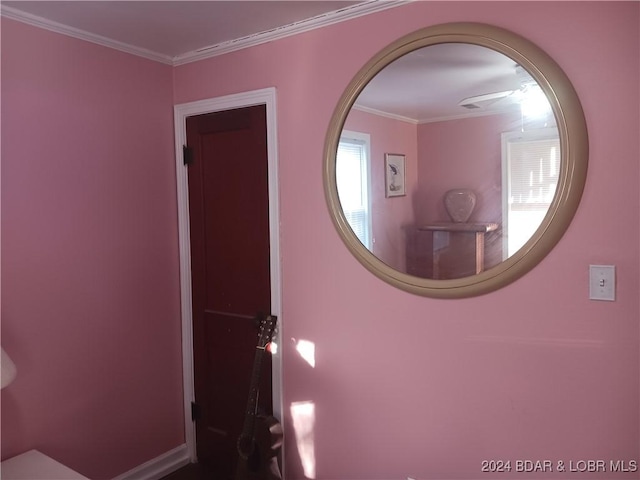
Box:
[1, 1, 638, 480]
[175, 2, 638, 479]
[1, 19, 184, 479]
[344, 108, 418, 271]
[416, 112, 519, 225]
[416, 112, 520, 271]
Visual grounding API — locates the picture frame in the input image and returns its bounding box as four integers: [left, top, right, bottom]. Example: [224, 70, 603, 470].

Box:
[385, 153, 406, 197]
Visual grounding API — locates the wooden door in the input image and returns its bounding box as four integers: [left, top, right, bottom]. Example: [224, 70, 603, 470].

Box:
[186, 105, 273, 479]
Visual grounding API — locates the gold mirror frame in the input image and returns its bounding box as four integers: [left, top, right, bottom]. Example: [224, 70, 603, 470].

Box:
[323, 23, 588, 298]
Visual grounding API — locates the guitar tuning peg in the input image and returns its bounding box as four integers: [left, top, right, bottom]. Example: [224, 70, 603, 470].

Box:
[254, 312, 266, 330]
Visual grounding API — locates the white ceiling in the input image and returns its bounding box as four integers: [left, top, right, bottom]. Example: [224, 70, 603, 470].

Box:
[354, 42, 523, 123]
[1, 1, 533, 122]
[1, 1, 387, 64]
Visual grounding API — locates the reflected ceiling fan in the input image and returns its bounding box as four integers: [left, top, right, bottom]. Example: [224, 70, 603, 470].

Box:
[458, 65, 535, 110]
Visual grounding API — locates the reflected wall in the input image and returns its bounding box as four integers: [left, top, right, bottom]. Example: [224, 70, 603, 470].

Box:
[343, 108, 418, 272]
[344, 107, 524, 278]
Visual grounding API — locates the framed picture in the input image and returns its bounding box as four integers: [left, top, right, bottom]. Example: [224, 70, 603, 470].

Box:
[385, 153, 406, 197]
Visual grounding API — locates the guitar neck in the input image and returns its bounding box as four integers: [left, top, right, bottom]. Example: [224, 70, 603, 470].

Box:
[239, 344, 268, 438]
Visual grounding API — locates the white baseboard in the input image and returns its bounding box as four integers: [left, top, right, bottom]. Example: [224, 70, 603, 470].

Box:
[112, 444, 190, 480]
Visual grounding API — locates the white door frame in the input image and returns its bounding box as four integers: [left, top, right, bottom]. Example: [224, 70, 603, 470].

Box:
[173, 87, 282, 463]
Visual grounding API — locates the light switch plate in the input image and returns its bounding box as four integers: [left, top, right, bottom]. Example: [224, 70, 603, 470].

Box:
[589, 265, 616, 301]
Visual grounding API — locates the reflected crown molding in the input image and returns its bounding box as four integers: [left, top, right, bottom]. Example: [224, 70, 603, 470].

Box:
[352, 104, 419, 125]
[353, 102, 521, 125]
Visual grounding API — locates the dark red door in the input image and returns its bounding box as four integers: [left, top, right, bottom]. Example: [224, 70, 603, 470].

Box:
[186, 105, 273, 479]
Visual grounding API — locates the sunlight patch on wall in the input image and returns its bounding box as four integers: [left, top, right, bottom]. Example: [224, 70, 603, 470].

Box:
[292, 338, 315, 368]
[290, 400, 316, 479]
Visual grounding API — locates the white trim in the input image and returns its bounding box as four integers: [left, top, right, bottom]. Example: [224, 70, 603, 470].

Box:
[0, 5, 173, 65]
[500, 127, 560, 259]
[418, 107, 518, 124]
[172, 0, 409, 65]
[339, 130, 373, 250]
[173, 88, 283, 470]
[111, 444, 190, 480]
[352, 103, 518, 125]
[1, 1, 408, 67]
[352, 104, 419, 125]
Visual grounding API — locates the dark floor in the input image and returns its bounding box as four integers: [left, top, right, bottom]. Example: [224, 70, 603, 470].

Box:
[161, 463, 207, 480]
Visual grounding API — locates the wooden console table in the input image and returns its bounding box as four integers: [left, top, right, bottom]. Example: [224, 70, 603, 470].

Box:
[418, 222, 498, 278]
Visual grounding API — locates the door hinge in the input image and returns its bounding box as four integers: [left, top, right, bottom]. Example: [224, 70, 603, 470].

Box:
[183, 145, 193, 165]
[191, 401, 201, 421]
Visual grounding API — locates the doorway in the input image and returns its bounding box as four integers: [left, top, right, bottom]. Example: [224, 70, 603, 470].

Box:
[173, 88, 282, 475]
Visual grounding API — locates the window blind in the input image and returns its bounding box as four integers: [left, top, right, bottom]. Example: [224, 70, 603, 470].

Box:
[506, 135, 560, 256]
[337, 138, 370, 247]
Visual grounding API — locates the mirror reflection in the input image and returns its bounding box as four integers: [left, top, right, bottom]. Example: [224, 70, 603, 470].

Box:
[336, 43, 558, 280]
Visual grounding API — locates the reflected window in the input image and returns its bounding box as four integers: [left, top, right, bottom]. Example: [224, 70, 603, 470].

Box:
[336, 130, 371, 248]
[502, 128, 560, 257]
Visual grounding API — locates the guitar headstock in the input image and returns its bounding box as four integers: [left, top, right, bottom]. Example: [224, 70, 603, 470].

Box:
[257, 315, 278, 349]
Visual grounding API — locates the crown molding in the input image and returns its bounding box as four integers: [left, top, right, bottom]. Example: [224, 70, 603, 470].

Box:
[417, 107, 518, 124]
[352, 103, 520, 125]
[172, 0, 410, 66]
[0, 4, 174, 65]
[352, 104, 419, 124]
[1, 1, 410, 67]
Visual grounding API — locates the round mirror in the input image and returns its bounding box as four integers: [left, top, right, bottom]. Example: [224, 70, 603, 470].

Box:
[324, 23, 588, 298]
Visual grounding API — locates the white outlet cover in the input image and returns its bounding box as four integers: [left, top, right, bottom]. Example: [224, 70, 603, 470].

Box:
[589, 265, 616, 301]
